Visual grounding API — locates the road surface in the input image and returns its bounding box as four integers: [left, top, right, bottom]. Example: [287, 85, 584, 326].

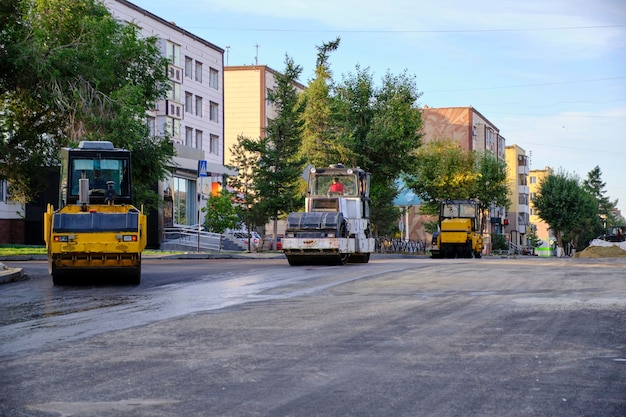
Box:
[0, 255, 624, 416]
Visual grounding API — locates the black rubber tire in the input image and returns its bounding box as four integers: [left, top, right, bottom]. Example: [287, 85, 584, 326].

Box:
[286, 256, 303, 266]
[128, 264, 141, 285]
[348, 253, 370, 263]
[464, 241, 473, 258]
[51, 269, 68, 286]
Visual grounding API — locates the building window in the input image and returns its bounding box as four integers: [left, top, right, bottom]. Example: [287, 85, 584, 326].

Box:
[185, 92, 192, 114]
[210, 134, 219, 155]
[195, 96, 203, 117]
[166, 41, 180, 66]
[530, 176, 537, 184]
[209, 67, 219, 89]
[185, 127, 193, 147]
[209, 101, 218, 122]
[518, 174, 527, 186]
[167, 81, 180, 102]
[196, 130, 203, 149]
[519, 194, 529, 205]
[165, 117, 180, 138]
[171, 176, 193, 225]
[195, 61, 203, 83]
[147, 116, 156, 137]
[185, 56, 192, 78]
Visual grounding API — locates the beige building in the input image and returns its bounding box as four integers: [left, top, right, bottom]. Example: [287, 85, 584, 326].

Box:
[529, 166, 554, 243]
[224, 65, 306, 167]
[504, 145, 530, 248]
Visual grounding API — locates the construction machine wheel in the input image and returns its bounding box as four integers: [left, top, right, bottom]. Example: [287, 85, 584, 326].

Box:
[128, 263, 141, 285]
[348, 253, 370, 263]
[336, 253, 349, 265]
[286, 256, 305, 266]
[49, 252, 67, 285]
[463, 241, 473, 258]
[51, 267, 69, 286]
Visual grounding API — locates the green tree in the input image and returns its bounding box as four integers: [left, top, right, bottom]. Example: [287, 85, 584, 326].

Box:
[236, 56, 306, 248]
[334, 68, 423, 235]
[201, 189, 240, 234]
[228, 135, 263, 244]
[0, 0, 173, 205]
[583, 165, 618, 230]
[300, 37, 352, 167]
[405, 139, 479, 215]
[534, 171, 599, 255]
[473, 151, 511, 231]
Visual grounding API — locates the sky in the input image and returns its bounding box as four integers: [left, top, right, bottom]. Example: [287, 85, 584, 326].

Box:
[128, 0, 626, 214]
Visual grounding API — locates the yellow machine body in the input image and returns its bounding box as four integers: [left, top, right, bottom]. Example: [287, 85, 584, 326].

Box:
[44, 140, 146, 284]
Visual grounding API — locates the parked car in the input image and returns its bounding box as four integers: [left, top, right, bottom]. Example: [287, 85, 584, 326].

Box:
[266, 236, 282, 251]
[230, 231, 261, 250]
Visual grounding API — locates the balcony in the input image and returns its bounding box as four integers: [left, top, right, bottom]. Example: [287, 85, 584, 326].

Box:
[518, 165, 529, 175]
[518, 185, 529, 195]
[156, 99, 183, 120]
[168, 63, 183, 83]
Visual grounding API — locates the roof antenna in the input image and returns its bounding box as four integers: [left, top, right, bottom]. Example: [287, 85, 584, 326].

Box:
[255, 44, 259, 65]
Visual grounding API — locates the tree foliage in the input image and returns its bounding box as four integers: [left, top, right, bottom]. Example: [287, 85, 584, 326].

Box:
[230, 56, 306, 246]
[473, 151, 511, 231]
[405, 140, 479, 214]
[301, 43, 424, 235]
[300, 38, 353, 167]
[334, 68, 423, 235]
[0, 0, 173, 204]
[201, 189, 240, 234]
[534, 171, 600, 253]
[404, 142, 509, 232]
[583, 165, 619, 229]
[228, 134, 258, 227]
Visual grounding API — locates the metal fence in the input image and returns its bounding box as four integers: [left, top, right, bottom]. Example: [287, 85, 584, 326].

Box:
[375, 238, 427, 254]
[162, 225, 224, 252]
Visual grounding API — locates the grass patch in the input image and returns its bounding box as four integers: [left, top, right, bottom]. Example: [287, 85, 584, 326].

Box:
[0, 245, 184, 257]
[0, 245, 46, 256]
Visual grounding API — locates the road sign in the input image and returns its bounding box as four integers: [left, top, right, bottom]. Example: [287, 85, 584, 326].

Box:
[198, 160, 208, 177]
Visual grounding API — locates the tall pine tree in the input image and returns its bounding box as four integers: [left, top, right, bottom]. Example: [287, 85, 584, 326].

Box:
[244, 56, 306, 247]
[583, 165, 618, 228]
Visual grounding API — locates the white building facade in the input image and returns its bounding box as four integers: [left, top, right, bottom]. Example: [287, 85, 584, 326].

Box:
[107, 0, 234, 235]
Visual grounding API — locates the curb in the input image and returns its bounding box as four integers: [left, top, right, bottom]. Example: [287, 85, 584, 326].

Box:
[0, 262, 27, 284]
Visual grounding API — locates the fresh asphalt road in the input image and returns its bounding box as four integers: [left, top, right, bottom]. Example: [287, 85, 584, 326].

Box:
[0, 256, 624, 417]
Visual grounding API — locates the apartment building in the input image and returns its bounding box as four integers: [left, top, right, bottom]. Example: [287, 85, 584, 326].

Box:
[529, 166, 554, 243]
[107, 0, 234, 236]
[421, 106, 506, 157]
[223, 65, 306, 166]
[504, 145, 530, 248]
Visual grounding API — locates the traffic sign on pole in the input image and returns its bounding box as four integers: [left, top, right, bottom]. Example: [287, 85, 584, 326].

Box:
[198, 160, 208, 177]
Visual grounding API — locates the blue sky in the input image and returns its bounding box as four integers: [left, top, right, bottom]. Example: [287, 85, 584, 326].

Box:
[129, 0, 626, 214]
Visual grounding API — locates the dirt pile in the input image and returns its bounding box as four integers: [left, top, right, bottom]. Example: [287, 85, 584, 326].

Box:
[575, 244, 626, 258]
